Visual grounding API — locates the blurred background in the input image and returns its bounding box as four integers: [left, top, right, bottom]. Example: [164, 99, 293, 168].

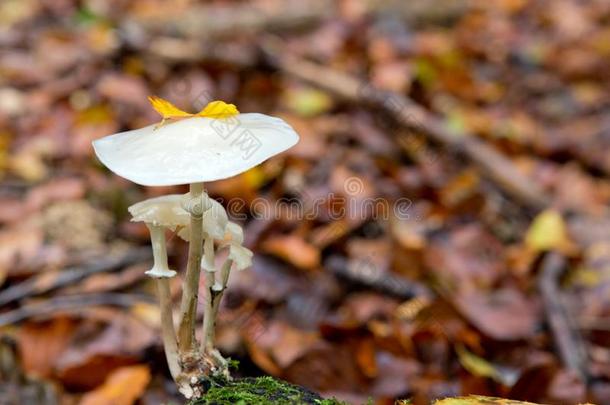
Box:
[2, 0, 610, 404]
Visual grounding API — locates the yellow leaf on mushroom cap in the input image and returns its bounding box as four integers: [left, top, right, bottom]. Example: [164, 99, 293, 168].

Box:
[147, 96, 192, 118]
[148, 96, 239, 125]
[197, 100, 239, 118]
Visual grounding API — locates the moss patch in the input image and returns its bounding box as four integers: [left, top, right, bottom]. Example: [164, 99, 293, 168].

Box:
[189, 376, 346, 405]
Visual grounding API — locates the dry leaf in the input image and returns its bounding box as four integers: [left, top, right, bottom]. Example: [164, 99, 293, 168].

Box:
[261, 234, 320, 270]
[525, 209, 571, 253]
[79, 365, 150, 405]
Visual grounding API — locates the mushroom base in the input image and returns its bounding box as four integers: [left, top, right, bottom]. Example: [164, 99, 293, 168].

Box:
[177, 349, 231, 400]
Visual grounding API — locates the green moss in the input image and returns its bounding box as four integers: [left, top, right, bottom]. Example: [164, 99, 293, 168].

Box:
[189, 376, 346, 405]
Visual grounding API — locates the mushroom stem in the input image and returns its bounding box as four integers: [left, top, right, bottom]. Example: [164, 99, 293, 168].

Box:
[212, 259, 233, 319]
[201, 235, 217, 353]
[145, 225, 177, 278]
[178, 182, 204, 352]
[202, 237, 215, 271]
[156, 278, 181, 381]
[202, 259, 233, 354]
[201, 270, 217, 353]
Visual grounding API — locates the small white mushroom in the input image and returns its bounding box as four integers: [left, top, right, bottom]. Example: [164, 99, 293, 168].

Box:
[202, 221, 252, 353]
[227, 243, 253, 271]
[128, 195, 191, 380]
[222, 222, 252, 270]
[129, 195, 191, 278]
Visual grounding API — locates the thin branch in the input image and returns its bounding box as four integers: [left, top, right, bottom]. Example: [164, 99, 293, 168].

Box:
[0, 248, 151, 307]
[261, 39, 551, 211]
[0, 293, 153, 326]
[539, 252, 589, 383]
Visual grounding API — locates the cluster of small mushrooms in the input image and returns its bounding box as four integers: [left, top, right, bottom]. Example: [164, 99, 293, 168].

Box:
[93, 98, 299, 398]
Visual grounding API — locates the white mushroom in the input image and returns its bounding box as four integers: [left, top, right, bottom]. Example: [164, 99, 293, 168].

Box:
[129, 195, 190, 278]
[205, 221, 253, 353]
[222, 222, 253, 271]
[91, 98, 300, 394]
[127, 195, 192, 381]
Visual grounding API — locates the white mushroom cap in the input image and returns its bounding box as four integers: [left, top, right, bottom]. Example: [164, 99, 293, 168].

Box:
[92, 114, 299, 186]
[128, 194, 190, 230]
[224, 222, 244, 245]
[178, 196, 228, 241]
[202, 198, 229, 239]
[229, 244, 253, 271]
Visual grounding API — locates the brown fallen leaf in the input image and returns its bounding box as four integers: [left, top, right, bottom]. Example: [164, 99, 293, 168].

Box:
[261, 234, 320, 270]
[453, 288, 541, 341]
[18, 316, 77, 378]
[56, 310, 156, 390]
[79, 365, 150, 405]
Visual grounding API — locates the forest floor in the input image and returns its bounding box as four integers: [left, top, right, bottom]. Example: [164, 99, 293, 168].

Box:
[1, 0, 610, 404]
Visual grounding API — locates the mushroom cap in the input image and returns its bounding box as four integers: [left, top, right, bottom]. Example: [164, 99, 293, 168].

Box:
[128, 194, 190, 229]
[202, 199, 229, 239]
[177, 197, 228, 241]
[224, 222, 244, 245]
[92, 114, 299, 186]
[229, 244, 253, 271]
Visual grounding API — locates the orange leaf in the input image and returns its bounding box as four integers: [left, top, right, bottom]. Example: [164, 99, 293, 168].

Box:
[261, 235, 320, 270]
[79, 365, 150, 405]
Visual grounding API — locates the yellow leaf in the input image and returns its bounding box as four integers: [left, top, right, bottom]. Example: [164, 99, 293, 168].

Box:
[79, 365, 150, 405]
[196, 100, 239, 118]
[455, 344, 502, 382]
[147, 95, 192, 119]
[434, 396, 542, 405]
[148, 97, 240, 128]
[525, 209, 569, 252]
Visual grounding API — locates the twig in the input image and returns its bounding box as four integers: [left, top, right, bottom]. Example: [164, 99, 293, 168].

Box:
[0, 247, 151, 307]
[325, 255, 432, 300]
[127, 0, 333, 39]
[538, 252, 589, 383]
[0, 293, 153, 326]
[261, 40, 551, 211]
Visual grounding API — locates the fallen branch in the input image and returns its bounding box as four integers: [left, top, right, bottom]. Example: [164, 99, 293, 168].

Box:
[129, 0, 333, 39]
[325, 255, 432, 300]
[261, 39, 551, 211]
[0, 247, 151, 307]
[0, 293, 154, 326]
[538, 252, 589, 383]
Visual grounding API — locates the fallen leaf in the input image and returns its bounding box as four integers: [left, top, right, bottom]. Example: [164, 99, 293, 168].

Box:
[456, 344, 500, 380]
[434, 396, 541, 405]
[79, 365, 150, 405]
[525, 209, 571, 253]
[454, 288, 540, 340]
[261, 234, 320, 270]
[18, 317, 77, 378]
